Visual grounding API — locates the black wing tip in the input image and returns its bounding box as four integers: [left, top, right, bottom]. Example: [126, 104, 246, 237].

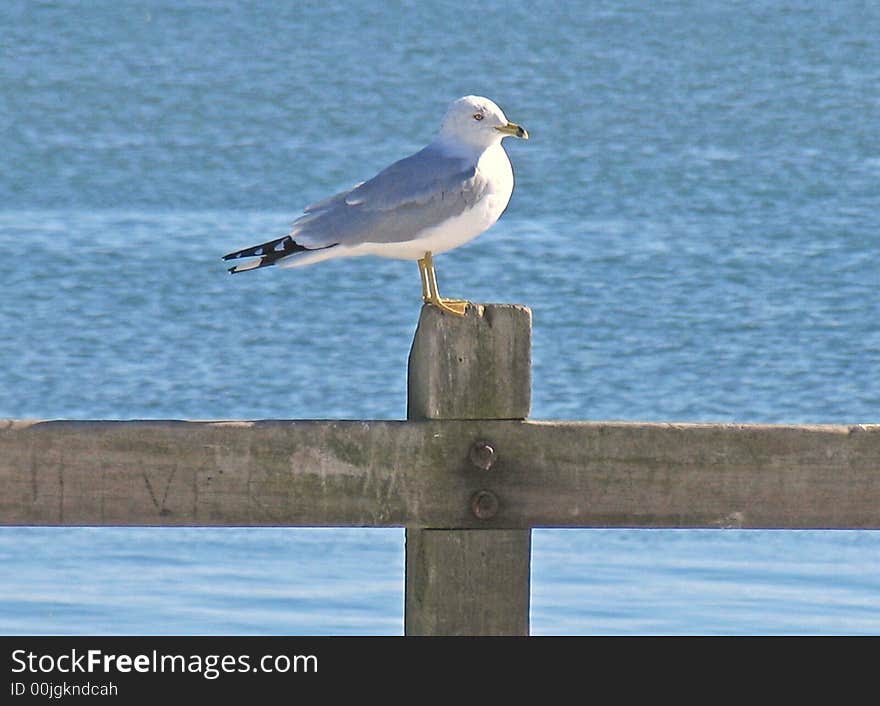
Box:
[228, 260, 276, 274]
[222, 236, 339, 274]
[222, 235, 306, 262]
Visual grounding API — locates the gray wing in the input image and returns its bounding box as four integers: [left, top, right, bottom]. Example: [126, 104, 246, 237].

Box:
[287, 145, 491, 249]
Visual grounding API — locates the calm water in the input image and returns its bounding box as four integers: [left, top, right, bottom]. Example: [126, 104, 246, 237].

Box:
[1, 0, 879, 634]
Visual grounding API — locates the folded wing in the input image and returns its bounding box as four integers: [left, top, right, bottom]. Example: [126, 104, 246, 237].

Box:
[224, 144, 490, 271]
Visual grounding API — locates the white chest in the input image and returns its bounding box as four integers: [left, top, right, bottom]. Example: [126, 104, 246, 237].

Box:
[367, 144, 515, 260]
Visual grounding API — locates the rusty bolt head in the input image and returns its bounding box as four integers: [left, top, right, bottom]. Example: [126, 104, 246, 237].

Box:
[469, 441, 497, 471]
[471, 490, 499, 520]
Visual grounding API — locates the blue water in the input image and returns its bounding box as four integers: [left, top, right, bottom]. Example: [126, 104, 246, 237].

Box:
[1, 0, 879, 634]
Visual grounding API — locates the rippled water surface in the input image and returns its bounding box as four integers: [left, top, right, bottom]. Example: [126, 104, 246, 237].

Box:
[2, 0, 879, 634]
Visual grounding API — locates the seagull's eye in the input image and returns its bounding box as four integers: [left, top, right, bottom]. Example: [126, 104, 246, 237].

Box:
[473, 113, 484, 121]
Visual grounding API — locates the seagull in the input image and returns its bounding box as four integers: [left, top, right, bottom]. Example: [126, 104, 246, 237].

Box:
[222, 95, 528, 316]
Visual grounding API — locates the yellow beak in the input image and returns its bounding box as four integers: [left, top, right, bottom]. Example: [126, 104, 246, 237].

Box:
[495, 121, 528, 139]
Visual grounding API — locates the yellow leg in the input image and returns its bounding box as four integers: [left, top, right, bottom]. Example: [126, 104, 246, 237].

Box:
[417, 252, 469, 316]
[418, 256, 431, 301]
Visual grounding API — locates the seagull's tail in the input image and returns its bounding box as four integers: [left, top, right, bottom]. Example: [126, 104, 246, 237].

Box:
[222, 235, 308, 273]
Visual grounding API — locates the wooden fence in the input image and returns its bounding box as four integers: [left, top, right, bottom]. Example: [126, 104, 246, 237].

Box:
[2, 304, 879, 635]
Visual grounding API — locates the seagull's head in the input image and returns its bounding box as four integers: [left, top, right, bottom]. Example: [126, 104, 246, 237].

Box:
[438, 95, 528, 150]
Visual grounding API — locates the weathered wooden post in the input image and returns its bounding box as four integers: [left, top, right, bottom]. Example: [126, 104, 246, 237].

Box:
[405, 303, 532, 635]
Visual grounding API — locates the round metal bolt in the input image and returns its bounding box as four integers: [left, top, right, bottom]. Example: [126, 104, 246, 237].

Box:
[471, 490, 499, 520]
[469, 441, 497, 471]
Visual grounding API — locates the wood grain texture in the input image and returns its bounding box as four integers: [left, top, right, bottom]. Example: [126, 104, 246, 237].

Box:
[405, 304, 532, 636]
[2, 420, 880, 528]
[407, 303, 531, 420]
[405, 528, 530, 636]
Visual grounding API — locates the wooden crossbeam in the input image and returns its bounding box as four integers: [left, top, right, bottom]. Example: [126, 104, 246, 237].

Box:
[5, 304, 879, 636]
[3, 418, 879, 529]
